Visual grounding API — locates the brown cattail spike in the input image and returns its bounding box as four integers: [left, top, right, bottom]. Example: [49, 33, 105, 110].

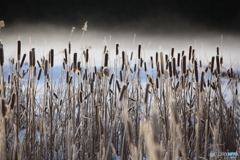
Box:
[171, 48, 174, 58]
[169, 61, 172, 78]
[194, 60, 198, 82]
[150, 56, 153, 68]
[138, 44, 141, 59]
[104, 53, 109, 67]
[116, 43, 119, 55]
[50, 49, 54, 67]
[0, 42, 4, 66]
[172, 58, 176, 76]
[216, 55, 220, 75]
[44, 60, 48, 76]
[160, 52, 164, 75]
[20, 54, 26, 68]
[211, 57, 215, 73]
[182, 55, 186, 75]
[200, 71, 205, 92]
[189, 46, 192, 61]
[86, 49, 89, 63]
[17, 40, 21, 61]
[144, 83, 150, 104]
[73, 53, 77, 72]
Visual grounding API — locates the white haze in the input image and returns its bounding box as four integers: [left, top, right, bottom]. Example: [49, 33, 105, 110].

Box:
[0, 23, 240, 70]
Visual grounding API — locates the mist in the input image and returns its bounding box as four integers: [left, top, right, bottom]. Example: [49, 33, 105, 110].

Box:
[0, 22, 240, 70]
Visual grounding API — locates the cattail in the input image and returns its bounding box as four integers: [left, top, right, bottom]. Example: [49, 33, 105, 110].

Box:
[189, 46, 192, 61]
[2, 99, 6, 117]
[34, 66, 36, 76]
[216, 47, 219, 56]
[64, 49, 67, 64]
[156, 52, 159, 65]
[165, 54, 168, 62]
[122, 51, 125, 65]
[10, 93, 15, 109]
[169, 61, 172, 78]
[17, 40, 21, 61]
[182, 50, 185, 56]
[116, 43, 119, 55]
[119, 84, 127, 101]
[66, 71, 69, 83]
[104, 53, 108, 67]
[144, 62, 147, 71]
[104, 45, 107, 54]
[44, 60, 48, 76]
[140, 58, 143, 68]
[20, 54, 26, 68]
[138, 44, 141, 59]
[205, 66, 208, 73]
[68, 76, 72, 84]
[53, 93, 58, 99]
[120, 71, 123, 82]
[199, 60, 202, 68]
[0, 42, 4, 66]
[38, 69, 42, 80]
[84, 69, 88, 80]
[134, 64, 137, 72]
[32, 48, 36, 66]
[177, 53, 180, 67]
[171, 48, 174, 58]
[50, 49, 54, 67]
[172, 58, 176, 76]
[194, 60, 198, 82]
[156, 78, 159, 88]
[200, 71, 205, 92]
[109, 73, 114, 85]
[78, 62, 81, 72]
[37, 60, 41, 68]
[150, 56, 153, 68]
[130, 52, 133, 61]
[160, 52, 164, 74]
[116, 80, 121, 92]
[216, 55, 220, 75]
[79, 91, 83, 103]
[220, 56, 223, 66]
[90, 81, 94, 93]
[182, 55, 186, 75]
[73, 53, 77, 72]
[8, 75, 10, 84]
[144, 83, 150, 104]
[68, 41, 71, 54]
[86, 49, 89, 63]
[211, 57, 215, 73]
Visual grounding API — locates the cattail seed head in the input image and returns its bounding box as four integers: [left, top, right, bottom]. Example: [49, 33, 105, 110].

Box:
[189, 46, 192, 61]
[116, 43, 119, 55]
[73, 53, 77, 72]
[138, 44, 141, 59]
[0, 42, 4, 66]
[104, 53, 109, 67]
[17, 40, 21, 61]
[182, 55, 186, 75]
[20, 54, 26, 68]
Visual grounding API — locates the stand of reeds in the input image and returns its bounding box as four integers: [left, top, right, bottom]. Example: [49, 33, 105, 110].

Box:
[0, 39, 239, 160]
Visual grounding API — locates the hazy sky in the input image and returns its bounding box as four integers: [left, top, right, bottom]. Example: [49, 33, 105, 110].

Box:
[1, 0, 240, 34]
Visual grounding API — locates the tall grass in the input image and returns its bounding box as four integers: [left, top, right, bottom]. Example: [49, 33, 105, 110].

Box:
[0, 33, 239, 160]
